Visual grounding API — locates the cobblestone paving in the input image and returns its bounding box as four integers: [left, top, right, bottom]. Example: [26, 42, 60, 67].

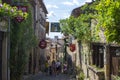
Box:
[23, 72, 76, 80]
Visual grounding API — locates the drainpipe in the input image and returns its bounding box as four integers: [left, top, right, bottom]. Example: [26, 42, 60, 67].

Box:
[7, 17, 10, 80]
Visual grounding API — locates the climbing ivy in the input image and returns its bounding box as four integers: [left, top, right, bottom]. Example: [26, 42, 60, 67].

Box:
[10, 3, 37, 80]
[60, 1, 97, 42]
[96, 0, 120, 43]
[60, 0, 120, 43]
[60, 18, 70, 36]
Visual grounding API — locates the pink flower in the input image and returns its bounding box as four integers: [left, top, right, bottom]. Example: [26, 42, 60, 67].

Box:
[0, 4, 2, 8]
[11, 9, 14, 12]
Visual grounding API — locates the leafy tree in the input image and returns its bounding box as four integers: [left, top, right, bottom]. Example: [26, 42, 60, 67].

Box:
[60, 18, 71, 36]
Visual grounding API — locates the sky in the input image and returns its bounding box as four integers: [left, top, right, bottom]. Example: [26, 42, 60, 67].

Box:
[44, 0, 92, 22]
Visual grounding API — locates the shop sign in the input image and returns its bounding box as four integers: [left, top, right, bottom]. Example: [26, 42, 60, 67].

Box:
[69, 44, 76, 52]
[15, 6, 28, 22]
[39, 39, 47, 49]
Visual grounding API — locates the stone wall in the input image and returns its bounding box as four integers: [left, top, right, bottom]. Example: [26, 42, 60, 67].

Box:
[88, 66, 105, 80]
[24, 0, 48, 74]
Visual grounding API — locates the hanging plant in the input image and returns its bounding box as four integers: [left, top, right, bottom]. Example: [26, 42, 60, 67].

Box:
[0, 3, 28, 18]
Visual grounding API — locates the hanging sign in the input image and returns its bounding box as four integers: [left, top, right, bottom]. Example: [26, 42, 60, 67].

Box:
[15, 6, 28, 22]
[39, 39, 47, 49]
[69, 44, 76, 52]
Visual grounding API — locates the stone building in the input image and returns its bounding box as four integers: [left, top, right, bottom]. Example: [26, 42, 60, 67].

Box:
[34, 0, 48, 72]
[0, 0, 48, 79]
[25, 0, 48, 74]
[45, 22, 64, 64]
[71, 1, 120, 80]
[45, 37, 65, 67]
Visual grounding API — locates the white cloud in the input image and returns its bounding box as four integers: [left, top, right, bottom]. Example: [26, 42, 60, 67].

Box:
[79, 0, 92, 6]
[47, 11, 55, 17]
[63, 13, 70, 19]
[73, 0, 80, 6]
[46, 4, 58, 9]
[85, 0, 92, 2]
[62, 0, 81, 6]
[62, 1, 74, 6]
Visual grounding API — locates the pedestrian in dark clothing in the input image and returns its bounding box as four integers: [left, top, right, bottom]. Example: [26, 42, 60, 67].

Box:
[63, 62, 67, 74]
[49, 65, 52, 75]
[51, 60, 56, 75]
[56, 60, 61, 74]
[45, 61, 49, 73]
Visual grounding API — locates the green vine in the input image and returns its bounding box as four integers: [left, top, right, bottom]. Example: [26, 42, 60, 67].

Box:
[96, 0, 120, 43]
[10, 3, 37, 80]
[60, 0, 120, 43]
[60, 2, 97, 42]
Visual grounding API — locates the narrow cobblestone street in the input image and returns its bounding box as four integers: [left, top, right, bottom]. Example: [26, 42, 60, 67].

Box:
[23, 72, 76, 80]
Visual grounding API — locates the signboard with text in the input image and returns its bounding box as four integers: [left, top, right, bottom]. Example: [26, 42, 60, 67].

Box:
[39, 39, 47, 49]
[51, 22, 60, 32]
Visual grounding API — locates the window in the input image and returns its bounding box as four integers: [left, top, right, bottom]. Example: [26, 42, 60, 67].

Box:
[110, 47, 120, 76]
[92, 44, 104, 68]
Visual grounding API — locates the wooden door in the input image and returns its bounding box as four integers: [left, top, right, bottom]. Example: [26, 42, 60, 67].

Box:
[111, 57, 120, 76]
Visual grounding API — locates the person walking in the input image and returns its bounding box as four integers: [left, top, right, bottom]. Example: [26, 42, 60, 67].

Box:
[56, 60, 61, 75]
[63, 62, 67, 74]
[51, 60, 56, 75]
[45, 60, 49, 75]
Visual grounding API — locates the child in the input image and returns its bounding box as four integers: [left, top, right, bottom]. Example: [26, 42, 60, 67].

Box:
[63, 62, 67, 74]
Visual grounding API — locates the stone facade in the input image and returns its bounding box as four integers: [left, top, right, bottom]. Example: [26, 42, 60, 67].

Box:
[70, 1, 120, 80]
[24, 0, 48, 74]
[35, 0, 48, 72]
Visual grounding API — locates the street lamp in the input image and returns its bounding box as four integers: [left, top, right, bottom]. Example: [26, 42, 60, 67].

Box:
[63, 36, 69, 62]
